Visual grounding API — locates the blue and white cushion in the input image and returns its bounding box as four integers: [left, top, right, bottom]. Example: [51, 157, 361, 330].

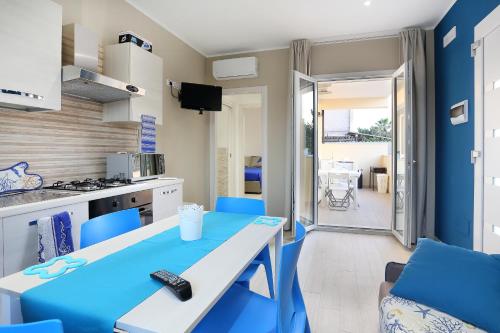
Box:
[380, 294, 486, 333]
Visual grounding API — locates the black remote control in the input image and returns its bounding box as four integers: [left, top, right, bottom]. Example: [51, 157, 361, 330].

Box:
[150, 270, 192, 301]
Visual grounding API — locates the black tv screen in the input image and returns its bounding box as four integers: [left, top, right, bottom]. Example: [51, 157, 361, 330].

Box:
[180, 82, 222, 112]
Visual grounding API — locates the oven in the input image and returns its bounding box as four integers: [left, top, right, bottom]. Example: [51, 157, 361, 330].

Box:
[89, 189, 153, 226]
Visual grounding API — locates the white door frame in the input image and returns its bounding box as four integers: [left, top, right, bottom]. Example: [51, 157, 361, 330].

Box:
[391, 62, 414, 248]
[312, 70, 396, 234]
[293, 71, 318, 233]
[209, 86, 268, 211]
[473, 5, 500, 252]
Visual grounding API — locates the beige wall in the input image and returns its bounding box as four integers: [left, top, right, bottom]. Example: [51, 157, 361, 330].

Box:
[54, 0, 209, 206]
[311, 37, 401, 75]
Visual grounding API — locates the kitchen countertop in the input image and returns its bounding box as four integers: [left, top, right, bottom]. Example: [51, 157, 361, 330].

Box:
[0, 178, 184, 218]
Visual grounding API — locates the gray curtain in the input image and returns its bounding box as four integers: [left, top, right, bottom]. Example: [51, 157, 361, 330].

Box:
[285, 39, 312, 230]
[400, 29, 431, 241]
[290, 39, 312, 75]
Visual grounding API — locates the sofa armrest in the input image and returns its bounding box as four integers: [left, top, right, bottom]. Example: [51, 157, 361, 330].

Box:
[385, 262, 406, 283]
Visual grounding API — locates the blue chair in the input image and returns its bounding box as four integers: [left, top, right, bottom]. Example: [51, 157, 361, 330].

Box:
[193, 222, 310, 333]
[215, 197, 274, 298]
[0, 320, 63, 333]
[80, 208, 141, 249]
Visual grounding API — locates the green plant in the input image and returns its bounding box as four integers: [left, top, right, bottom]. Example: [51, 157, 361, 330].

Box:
[357, 118, 391, 142]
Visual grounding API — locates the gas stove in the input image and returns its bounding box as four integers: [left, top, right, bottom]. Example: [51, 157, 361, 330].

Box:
[44, 178, 131, 192]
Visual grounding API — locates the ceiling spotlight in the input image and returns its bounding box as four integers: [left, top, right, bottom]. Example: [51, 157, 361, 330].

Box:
[364, 0, 371, 6]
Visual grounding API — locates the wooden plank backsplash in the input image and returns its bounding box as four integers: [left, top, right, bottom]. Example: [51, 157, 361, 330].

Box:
[0, 97, 139, 185]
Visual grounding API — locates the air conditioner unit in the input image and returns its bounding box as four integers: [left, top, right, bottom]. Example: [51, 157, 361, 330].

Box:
[212, 57, 258, 80]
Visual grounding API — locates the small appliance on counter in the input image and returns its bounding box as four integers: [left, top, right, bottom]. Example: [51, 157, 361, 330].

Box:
[106, 153, 165, 182]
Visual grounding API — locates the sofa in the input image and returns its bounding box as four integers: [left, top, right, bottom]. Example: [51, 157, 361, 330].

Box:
[379, 262, 486, 333]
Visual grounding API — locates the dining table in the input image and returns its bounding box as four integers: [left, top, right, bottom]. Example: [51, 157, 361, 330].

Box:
[0, 212, 286, 333]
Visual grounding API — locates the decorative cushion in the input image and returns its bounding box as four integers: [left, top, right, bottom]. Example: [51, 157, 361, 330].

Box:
[380, 295, 486, 333]
[391, 239, 500, 333]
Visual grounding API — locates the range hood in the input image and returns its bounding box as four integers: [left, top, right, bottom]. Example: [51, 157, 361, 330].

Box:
[61, 65, 145, 103]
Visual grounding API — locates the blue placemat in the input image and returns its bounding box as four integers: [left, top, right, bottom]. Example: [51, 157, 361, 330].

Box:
[20, 212, 257, 333]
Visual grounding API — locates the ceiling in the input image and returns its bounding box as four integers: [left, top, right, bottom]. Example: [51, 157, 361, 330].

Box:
[319, 79, 392, 99]
[126, 0, 455, 57]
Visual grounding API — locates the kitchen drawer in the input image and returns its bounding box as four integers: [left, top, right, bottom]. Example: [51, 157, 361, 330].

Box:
[153, 184, 183, 222]
[2, 202, 88, 276]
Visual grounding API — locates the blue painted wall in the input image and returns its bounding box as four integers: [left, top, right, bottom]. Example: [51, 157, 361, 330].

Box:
[435, 0, 500, 249]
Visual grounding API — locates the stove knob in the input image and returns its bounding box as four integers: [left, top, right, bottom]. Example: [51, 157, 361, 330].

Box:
[112, 200, 118, 208]
[131, 197, 136, 203]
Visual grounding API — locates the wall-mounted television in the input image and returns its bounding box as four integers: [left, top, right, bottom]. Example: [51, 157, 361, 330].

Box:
[180, 82, 222, 113]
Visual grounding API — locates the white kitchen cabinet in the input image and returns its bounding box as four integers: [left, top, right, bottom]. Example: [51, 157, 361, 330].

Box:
[153, 184, 183, 222]
[0, 0, 61, 111]
[2, 202, 88, 276]
[103, 43, 163, 125]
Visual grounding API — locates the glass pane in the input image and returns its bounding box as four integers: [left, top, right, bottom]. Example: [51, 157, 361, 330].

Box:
[394, 70, 406, 237]
[299, 78, 315, 227]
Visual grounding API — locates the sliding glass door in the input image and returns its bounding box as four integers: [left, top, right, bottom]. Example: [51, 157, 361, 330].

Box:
[293, 71, 318, 232]
[392, 62, 414, 247]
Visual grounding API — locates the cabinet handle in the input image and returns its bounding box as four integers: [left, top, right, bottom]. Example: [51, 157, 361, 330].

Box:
[161, 188, 178, 195]
[28, 211, 74, 226]
[1, 89, 44, 100]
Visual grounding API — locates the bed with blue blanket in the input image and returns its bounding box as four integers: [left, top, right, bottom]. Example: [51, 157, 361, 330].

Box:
[245, 156, 262, 194]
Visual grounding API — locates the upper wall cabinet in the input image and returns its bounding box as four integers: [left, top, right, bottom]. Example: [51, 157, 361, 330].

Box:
[0, 0, 62, 111]
[103, 43, 163, 125]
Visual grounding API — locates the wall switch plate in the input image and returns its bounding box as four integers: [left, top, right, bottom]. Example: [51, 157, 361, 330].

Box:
[166, 79, 181, 90]
[443, 26, 456, 48]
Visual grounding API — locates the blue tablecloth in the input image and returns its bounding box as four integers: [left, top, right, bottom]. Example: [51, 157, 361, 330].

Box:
[20, 212, 257, 333]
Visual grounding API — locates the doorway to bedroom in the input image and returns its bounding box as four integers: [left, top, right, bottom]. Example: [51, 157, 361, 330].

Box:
[210, 87, 268, 209]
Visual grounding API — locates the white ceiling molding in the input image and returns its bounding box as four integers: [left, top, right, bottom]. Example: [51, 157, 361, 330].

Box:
[312, 29, 401, 45]
[127, 0, 456, 57]
[208, 46, 290, 59]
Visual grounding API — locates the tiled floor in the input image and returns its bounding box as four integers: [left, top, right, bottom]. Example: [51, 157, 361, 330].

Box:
[251, 231, 411, 333]
[318, 188, 392, 230]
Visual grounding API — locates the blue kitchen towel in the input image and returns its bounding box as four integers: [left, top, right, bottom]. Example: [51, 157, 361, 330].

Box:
[140, 114, 156, 153]
[37, 211, 75, 263]
[21, 212, 257, 333]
